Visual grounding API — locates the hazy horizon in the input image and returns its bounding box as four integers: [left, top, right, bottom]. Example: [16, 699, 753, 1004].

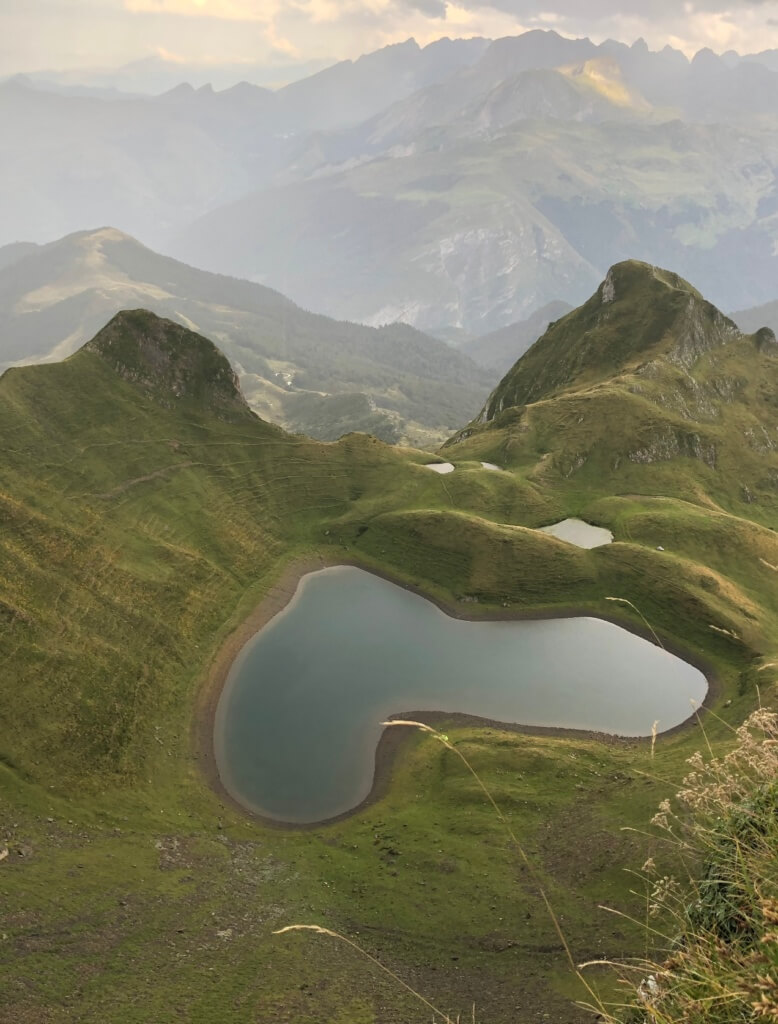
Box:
[5, 0, 778, 87]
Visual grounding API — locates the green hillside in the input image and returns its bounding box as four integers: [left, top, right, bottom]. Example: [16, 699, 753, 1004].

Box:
[0, 227, 493, 446]
[452, 260, 778, 514]
[1, 296, 777, 1023]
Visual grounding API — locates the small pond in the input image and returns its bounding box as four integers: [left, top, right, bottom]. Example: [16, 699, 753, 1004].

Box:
[539, 519, 614, 549]
[215, 567, 707, 824]
[425, 462, 455, 474]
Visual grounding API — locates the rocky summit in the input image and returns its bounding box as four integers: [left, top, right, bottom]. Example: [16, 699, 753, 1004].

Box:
[451, 260, 778, 510]
[84, 309, 251, 420]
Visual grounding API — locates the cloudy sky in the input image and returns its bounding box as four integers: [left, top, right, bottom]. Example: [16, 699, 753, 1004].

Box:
[4, 0, 778, 77]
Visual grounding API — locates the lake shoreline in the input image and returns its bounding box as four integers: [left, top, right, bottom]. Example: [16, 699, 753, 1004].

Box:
[193, 552, 721, 832]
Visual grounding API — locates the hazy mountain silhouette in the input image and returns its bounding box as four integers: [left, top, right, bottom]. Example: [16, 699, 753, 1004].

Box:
[0, 227, 493, 445]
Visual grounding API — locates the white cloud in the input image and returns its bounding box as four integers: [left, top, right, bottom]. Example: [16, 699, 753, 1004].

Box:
[154, 45, 189, 61]
[124, 0, 278, 18]
[557, 5, 778, 56]
[5, 0, 778, 77]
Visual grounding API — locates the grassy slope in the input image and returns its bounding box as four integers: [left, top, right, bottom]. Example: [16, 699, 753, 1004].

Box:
[454, 262, 778, 515]
[0, 228, 494, 447]
[1, 309, 777, 1023]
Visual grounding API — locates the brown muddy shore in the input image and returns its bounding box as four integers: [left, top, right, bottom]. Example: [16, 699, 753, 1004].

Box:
[192, 553, 720, 831]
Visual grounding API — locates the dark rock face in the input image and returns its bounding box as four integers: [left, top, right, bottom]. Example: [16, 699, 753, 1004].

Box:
[754, 327, 778, 352]
[84, 309, 251, 420]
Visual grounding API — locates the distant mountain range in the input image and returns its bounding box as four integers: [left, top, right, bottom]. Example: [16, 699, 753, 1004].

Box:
[171, 115, 778, 335]
[7, 56, 335, 96]
[0, 227, 493, 446]
[0, 38, 486, 248]
[732, 298, 778, 337]
[5, 30, 778, 335]
[165, 33, 778, 333]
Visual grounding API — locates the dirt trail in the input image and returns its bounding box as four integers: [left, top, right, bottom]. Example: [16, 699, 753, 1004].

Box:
[95, 461, 195, 499]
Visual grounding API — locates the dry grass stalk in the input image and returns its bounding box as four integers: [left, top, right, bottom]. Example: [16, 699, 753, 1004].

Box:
[274, 718, 610, 1020]
[381, 720, 607, 1014]
[709, 624, 741, 641]
[585, 708, 778, 1023]
[273, 924, 461, 1023]
[605, 597, 665, 650]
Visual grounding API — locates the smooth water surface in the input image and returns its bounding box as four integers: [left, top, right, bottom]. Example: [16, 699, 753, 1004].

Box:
[425, 462, 455, 474]
[215, 567, 706, 824]
[540, 518, 614, 549]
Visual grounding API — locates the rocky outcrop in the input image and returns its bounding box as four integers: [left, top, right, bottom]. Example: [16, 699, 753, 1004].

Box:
[85, 309, 252, 420]
[628, 427, 717, 469]
[480, 260, 745, 421]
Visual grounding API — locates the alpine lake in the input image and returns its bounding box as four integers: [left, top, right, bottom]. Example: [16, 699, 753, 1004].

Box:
[214, 566, 708, 825]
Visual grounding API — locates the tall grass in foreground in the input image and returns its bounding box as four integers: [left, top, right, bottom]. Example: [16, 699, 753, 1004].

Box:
[586, 707, 778, 1023]
[274, 923, 470, 1023]
[275, 719, 609, 1022]
[274, 699, 778, 1023]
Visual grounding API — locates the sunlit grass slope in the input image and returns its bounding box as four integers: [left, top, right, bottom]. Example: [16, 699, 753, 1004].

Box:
[450, 260, 778, 516]
[1, 293, 776, 1023]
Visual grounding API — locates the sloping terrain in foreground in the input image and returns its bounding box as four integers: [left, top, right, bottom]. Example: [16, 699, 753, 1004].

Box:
[1, 286, 776, 1022]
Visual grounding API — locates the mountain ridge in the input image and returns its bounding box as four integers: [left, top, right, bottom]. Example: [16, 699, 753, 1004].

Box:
[83, 309, 252, 421]
[449, 260, 778, 515]
[0, 226, 493, 445]
[481, 260, 742, 419]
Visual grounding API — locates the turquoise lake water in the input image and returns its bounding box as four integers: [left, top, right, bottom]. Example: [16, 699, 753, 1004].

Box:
[215, 566, 708, 824]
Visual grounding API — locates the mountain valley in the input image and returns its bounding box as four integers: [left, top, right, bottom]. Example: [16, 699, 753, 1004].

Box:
[2, 263, 776, 1022]
[0, 227, 493, 446]
[4, 16, 778, 1023]
[6, 29, 778, 338]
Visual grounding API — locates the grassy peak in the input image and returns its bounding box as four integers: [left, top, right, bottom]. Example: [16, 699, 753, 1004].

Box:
[602, 258, 704, 300]
[82, 308, 252, 419]
[482, 259, 741, 420]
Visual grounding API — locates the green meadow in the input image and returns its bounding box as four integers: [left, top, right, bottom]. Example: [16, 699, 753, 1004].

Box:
[1, 292, 777, 1022]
